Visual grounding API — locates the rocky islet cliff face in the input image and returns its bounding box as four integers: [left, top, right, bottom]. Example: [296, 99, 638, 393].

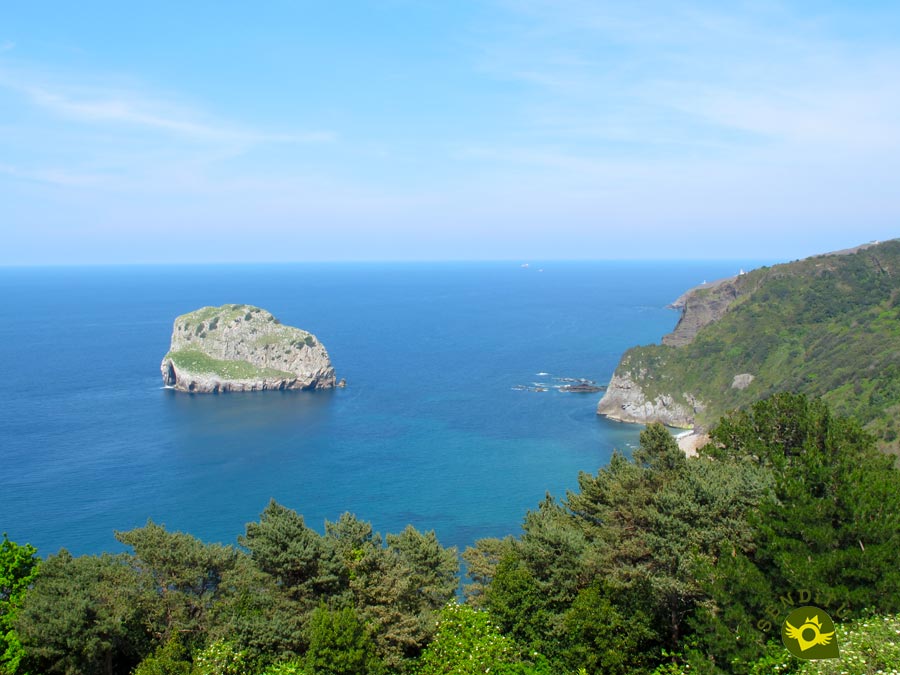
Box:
[160, 304, 337, 393]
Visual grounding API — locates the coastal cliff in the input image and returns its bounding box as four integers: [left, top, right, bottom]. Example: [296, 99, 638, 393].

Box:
[595, 373, 699, 428]
[160, 304, 337, 393]
[663, 275, 747, 346]
[597, 239, 900, 450]
[596, 272, 755, 428]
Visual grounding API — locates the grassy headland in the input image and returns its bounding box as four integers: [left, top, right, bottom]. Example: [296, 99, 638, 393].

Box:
[609, 239, 900, 451]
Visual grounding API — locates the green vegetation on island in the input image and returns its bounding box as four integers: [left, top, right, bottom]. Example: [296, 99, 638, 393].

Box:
[4, 393, 900, 675]
[165, 349, 297, 381]
[602, 240, 900, 451]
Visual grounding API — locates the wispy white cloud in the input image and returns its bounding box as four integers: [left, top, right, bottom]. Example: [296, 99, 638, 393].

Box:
[0, 162, 107, 187]
[676, 80, 900, 151]
[21, 85, 334, 144]
[0, 65, 335, 145]
[0, 59, 339, 200]
[479, 0, 900, 156]
[0, 41, 14, 52]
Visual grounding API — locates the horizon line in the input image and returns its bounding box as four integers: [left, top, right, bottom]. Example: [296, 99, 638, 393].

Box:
[0, 256, 783, 269]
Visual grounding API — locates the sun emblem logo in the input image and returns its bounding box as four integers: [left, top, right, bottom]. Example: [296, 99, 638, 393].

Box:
[782, 606, 840, 660]
[785, 614, 834, 651]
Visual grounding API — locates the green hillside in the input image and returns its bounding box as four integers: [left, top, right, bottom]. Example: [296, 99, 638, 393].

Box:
[614, 239, 900, 450]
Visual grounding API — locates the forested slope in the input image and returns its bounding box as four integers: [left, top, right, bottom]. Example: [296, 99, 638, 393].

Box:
[598, 239, 900, 451]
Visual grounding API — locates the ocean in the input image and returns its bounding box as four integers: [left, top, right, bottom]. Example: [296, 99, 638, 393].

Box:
[0, 260, 759, 556]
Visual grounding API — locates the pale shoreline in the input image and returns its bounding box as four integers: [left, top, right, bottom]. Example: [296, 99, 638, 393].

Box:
[675, 430, 710, 457]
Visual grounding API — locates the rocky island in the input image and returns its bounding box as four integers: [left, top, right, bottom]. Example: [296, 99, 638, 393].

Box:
[160, 304, 338, 393]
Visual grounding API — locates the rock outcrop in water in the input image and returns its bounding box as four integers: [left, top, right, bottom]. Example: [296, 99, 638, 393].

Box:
[595, 275, 751, 428]
[160, 304, 337, 393]
[596, 373, 700, 428]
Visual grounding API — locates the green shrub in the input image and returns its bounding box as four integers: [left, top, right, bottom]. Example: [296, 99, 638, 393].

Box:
[417, 602, 551, 675]
[304, 606, 383, 675]
[133, 637, 192, 675]
[191, 640, 250, 675]
[260, 659, 308, 675]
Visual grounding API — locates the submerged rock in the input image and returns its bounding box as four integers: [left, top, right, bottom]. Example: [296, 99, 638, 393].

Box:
[160, 304, 337, 393]
[559, 383, 604, 393]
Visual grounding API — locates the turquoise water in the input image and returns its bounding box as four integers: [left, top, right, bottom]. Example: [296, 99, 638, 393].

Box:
[0, 261, 759, 555]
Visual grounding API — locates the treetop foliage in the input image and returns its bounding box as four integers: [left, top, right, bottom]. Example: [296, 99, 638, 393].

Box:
[466, 394, 900, 674]
[7, 504, 459, 675]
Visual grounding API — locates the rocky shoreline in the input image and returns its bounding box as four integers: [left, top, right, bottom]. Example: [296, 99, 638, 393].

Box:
[594, 272, 744, 429]
[595, 373, 699, 428]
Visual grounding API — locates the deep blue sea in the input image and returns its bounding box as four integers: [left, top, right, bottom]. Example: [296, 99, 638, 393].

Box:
[1, 261, 761, 557]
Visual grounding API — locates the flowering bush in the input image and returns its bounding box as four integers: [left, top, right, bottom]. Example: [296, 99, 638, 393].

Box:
[795, 613, 900, 675]
[191, 640, 251, 675]
[649, 614, 900, 675]
[417, 602, 551, 675]
[752, 613, 900, 675]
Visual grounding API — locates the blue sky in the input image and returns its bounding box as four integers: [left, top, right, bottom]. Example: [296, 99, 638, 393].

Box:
[2, 1, 899, 264]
